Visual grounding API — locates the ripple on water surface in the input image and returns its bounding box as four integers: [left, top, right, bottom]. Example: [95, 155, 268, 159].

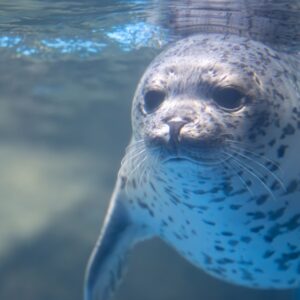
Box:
[0, 0, 169, 60]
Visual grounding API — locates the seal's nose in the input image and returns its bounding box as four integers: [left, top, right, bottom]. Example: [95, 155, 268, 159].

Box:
[165, 117, 191, 145]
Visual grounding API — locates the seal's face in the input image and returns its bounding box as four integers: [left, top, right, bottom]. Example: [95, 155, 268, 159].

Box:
[131, 35, 293, 169]
[137, 60, 253, 164]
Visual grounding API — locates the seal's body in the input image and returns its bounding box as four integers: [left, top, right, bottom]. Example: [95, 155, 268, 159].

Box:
[85, 34, 300, 300]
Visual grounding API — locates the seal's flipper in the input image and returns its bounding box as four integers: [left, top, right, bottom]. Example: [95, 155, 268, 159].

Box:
[84, 185, 144, 300]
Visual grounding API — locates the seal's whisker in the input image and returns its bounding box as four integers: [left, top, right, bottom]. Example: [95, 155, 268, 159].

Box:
[227, 142, 283, 174]
[143, 157, 153, 185]
[148, 158, 157, 184]
[125, 144, 146, 156]
[224, 150, 276, 200]
[146, 154, 158, 184]
[228, 147, 286, 193]
[225, 139, 254, 148]
[127, 148, 147, 163]
[139, 156, 151, 186]
[180, 149, 229, 166]
[125, 141, 145, 152]
[121, 148, 146, 167]
[124, 142, 147, 158]
[124, 142, 146, 157]
[223, 158, 254, 198]
[125, 155, 148, 195]
[123, 150, 144, 173]
[125, 155, 147, 194]
[127, 145, 162, 170]
[214, 153, 231, 165]
[127, 139, 144, 146]
[149, 151, 161, 181]
[130, 155, 148, 177]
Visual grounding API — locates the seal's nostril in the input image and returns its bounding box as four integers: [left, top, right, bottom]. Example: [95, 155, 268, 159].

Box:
[166, 119, 189, 144]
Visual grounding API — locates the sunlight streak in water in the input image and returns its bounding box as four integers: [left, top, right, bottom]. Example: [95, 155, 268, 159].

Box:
[0, 36, 21, 47]
[41, 38, 107, 54]
[106, 22, 168, 51]
[0, 21, 167, 58]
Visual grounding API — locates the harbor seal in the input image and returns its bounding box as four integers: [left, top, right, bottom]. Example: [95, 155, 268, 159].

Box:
[84, 32, 300, 300]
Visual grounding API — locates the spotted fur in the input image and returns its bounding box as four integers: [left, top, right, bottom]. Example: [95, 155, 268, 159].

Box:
[85, 34, 300, 300]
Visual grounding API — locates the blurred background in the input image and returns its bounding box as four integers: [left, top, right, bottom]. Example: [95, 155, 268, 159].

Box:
[0, 0, 296, 299]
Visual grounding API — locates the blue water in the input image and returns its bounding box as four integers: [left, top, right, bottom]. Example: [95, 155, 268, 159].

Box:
[0, 1, 297, 299]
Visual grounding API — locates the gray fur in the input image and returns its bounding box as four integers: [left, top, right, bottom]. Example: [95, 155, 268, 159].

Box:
[85, 4, 300, 299]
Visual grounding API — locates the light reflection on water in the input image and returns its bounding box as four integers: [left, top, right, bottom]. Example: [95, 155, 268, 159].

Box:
[0, 0, 298, 300]
[0, 0, 168, 59]
[0, 22, 166, 58]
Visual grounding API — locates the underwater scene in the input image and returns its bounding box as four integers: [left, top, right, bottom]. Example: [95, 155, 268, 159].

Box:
[0, 0, 299, 299]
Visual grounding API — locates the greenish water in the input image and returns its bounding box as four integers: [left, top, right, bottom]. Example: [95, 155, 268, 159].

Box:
[0, 1, 297, 299]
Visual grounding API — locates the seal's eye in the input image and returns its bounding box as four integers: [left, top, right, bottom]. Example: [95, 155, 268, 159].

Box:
[144, 90, 166, 113]
[212, 87, 245, 111]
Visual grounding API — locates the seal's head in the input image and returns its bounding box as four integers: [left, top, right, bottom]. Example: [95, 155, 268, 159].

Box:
[131, 34, 295, 169]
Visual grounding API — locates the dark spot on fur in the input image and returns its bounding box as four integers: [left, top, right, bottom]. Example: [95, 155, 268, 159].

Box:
[284, 180, 298, 195]
[268, 207, 286, 221]
[150, 182, 157, 193]
[215, 245, 225, 252]
[238, 259, 253, 266]
[255, 194, 268, 205]
[280, 123, 295, 139]
[191, 229, 197, 236]
[240, 236, 252, 243]
[168, 216, 174, 222]
[275, 251, 300, 271]
[247, 211, 266, 220]
[120, 176, 127, 189]
[161, 220, 168, 227]
[264, 214, 300, 243]
[240, 268, 254, 281]
[250, 225, 264, 233]
[210, 197, 226, 203]
[137, 198, 154, 217]
[287, 243, 297, 251]
[228, 240, 239, 246]
[268, 139, 276, 147]
[217, 258, 234, 264]
[221, 231, 233, 237]
[254, 268, 263, 273]
[174, 232, 183, 240]
[193, 189, 206, 195]
[203, 219, 216, 226]
[288, 279, 296, 285]
[277, 145, 288, 158]
[263, 250, 275, 258]
[230, 204, 242, 210]
[203, 253, 213, 265]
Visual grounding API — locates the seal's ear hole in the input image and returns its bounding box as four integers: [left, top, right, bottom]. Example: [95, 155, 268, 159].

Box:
[144, 90, 166, 113]
[212, 87, 245, 111]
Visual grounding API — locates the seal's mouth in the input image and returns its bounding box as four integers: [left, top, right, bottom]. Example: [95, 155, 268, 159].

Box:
[159, 144, 227, 166]
[163, 153, 225, 166]
[145, 131, 230, 166]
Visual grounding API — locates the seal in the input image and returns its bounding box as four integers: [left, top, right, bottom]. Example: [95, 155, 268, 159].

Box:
[84, 32, 300, 300]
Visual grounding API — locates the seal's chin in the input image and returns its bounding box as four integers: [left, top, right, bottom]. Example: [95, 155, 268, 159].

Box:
[160, 146, 226, 166]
